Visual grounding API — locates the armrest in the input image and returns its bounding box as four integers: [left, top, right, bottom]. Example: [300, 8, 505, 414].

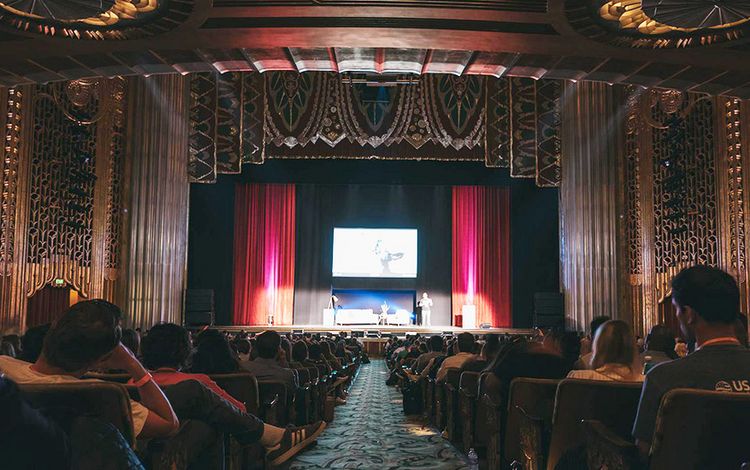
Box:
[582, 420, 641, 470]
[262, 394, 279, 409]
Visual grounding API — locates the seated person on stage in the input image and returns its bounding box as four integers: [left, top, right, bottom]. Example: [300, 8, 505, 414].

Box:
[434, 332, 478, 383]
[240, 330, 298, 389]
[633, 266, 750, 460]
[640, 324, 677, 369]
[567, 320, 643, 383]
[139, 323, 247, 412]
[0, 300, 325, 467]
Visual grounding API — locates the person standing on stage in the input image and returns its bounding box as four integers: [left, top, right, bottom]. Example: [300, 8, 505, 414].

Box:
[418, 292, 434, 327]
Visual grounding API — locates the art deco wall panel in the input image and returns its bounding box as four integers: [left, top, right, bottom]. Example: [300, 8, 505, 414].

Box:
[187, 71, 563, 187]
[0, 79, 127, 331]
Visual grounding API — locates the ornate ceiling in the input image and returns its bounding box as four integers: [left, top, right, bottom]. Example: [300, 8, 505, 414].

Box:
[0, 0, 750, 96]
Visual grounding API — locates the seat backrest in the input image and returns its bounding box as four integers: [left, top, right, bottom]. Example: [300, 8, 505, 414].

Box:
[209, 373, 260, 415]
[546, 379, 642, 470]
[459, 371, 482, 397]
[19, 382, 135, 446]
[504, 377, 560, 465]
[445, 368, 462, 388]
[650, 388, 750, 470]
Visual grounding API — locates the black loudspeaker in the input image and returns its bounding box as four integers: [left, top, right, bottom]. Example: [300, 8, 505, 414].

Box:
[185, 289, 215, 326]
[533, 292, 564, 328]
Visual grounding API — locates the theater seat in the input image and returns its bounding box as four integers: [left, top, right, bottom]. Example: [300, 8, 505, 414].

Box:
[585, 388, 750, 470]
[458, 371, 482, 453]
[19, 382, 135, 446]
[505, 377, 560, 468]
[209, 373, 261, 415]
[545, 379, 642, 470]
[443, 368, 463, 443]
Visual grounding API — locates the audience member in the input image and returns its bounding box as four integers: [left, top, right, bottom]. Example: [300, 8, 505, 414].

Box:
[190, 329, 240, 374]
[633, 266, 750, 459]
[18, 323, 50, 363]
[487, 337, 570, 402]
[140, 323, 247, 411]
[434, 332, 478, 382]
[576, 315, 611, 369]
[0, 301, 325, 466]
[235, 338, 252, 362]
[567, 320, 643, 382]
[240, 330, 298, 389]
[120, 328, 140, 356]
[640, 324, 677, 371]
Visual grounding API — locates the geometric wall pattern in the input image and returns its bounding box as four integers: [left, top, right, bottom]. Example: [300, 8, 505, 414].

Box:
[188, 71, 563, 188]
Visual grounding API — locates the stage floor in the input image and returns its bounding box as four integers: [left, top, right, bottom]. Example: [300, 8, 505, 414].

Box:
[216, 324, 534, 337]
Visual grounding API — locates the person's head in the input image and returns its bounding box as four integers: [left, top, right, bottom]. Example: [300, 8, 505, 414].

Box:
[255, 330, 282, 359]
[320, 340, 334, 357]
[591, 320, 638, 370]
[428, 335, 443, 353]
[456, 332, 475, 353]
[645, 324, 677, 358]
[292, 341, 309, 363]
[481, 334, 502, 363]
[422, 292, 428, 299]
[280, 336, 292, 360]
[19, 323, 51, 363]
[308, 342, 322, 360]
[671, 265, 740, 343]
[589, 316, 611, 338]
[41, 300, 122, 374]
[190, 329, 239, 374]
[140, 323, 192, 370]
[121, 329, 140, 356]
[234, 338, 251, 355]
[417, 343, 428, 354]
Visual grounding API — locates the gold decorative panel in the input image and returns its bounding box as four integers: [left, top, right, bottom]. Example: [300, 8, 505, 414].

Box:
[618, 89, 750, 334]
[0, 79, 127, 331]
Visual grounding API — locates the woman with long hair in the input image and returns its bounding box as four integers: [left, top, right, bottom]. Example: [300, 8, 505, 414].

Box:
[567, 320, 643, 382]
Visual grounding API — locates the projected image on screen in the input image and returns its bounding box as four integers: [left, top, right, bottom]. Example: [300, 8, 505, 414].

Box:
[332, 228, 418, 278]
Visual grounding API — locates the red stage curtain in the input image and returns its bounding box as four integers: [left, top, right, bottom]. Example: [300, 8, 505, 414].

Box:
[233, 184, 296, 326]
[452, 186, 511, 327]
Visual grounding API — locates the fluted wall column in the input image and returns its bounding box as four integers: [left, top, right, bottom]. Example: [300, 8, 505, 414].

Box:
[121, 76, 190, 328]
[560, 82, 629, 331]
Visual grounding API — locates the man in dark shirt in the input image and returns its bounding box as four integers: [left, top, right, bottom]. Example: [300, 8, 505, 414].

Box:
[633, 266, 750, 458]
[240, 330, 298, 389]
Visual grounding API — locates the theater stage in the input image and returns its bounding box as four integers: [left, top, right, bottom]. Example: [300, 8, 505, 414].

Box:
[216, 324, 534, 338]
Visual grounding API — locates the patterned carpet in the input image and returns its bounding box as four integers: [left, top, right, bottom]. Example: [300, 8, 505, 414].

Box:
[288, 359, 469, 469]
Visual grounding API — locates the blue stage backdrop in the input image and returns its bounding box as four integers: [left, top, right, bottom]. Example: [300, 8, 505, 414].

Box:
[333, 289, 416, 316]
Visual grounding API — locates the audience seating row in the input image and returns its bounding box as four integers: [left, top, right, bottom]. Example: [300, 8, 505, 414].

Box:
[407, 369, 750, 470]
[21, 354, 361, 470]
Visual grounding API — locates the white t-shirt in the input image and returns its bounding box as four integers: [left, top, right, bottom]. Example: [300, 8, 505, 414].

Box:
[0, 355, 149, 436]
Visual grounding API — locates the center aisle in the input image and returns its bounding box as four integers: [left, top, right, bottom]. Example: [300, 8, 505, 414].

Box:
[288, 359, 469, 469]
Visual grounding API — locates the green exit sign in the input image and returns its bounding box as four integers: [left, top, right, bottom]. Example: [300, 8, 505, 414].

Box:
[54, 278, 65, 286]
